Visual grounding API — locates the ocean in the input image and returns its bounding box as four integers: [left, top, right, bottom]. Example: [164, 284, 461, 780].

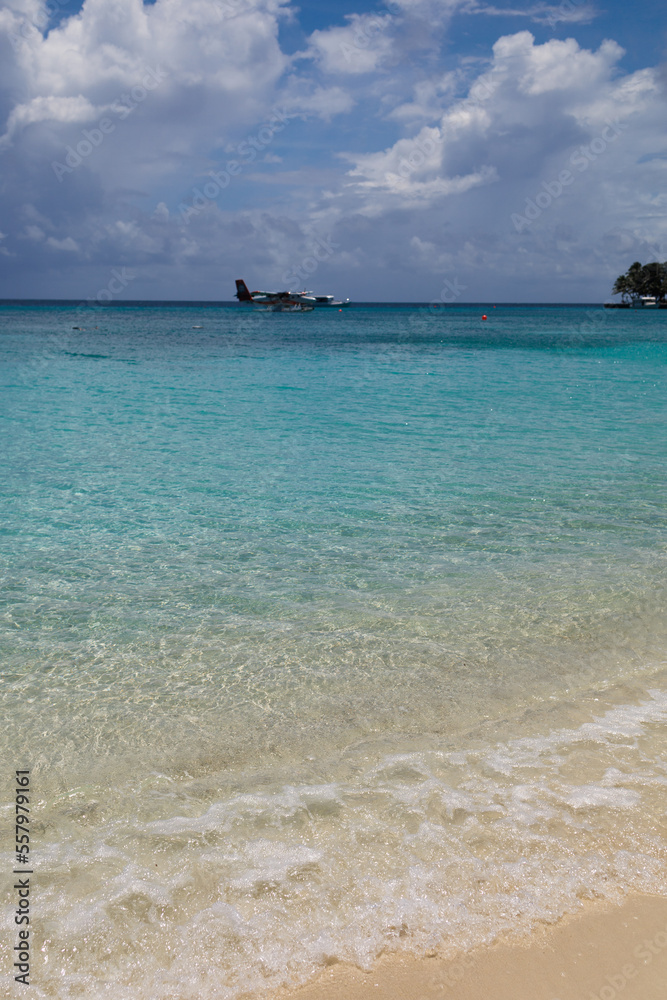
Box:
[2, 301, 666, 998]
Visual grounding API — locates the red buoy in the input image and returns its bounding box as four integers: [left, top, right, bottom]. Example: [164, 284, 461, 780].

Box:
[482, 314, 487, 320]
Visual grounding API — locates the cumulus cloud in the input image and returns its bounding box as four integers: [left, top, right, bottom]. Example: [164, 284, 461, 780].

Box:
[344, 129, 498, 215]
[301, 0, 475, 80]
[0, 0, 359, 292]
[305, 13, 396, 76]
[311, 30, 667, 298]
[46, 234, 79, 250]
[387, 72, 459, 123]
[341, 33, 664, 214]
[2, 0, 292, 149]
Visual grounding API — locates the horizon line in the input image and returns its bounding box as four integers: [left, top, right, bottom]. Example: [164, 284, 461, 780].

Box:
[0, 299, 626, 307]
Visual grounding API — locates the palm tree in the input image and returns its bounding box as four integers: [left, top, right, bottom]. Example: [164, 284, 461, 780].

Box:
[612, 274, 631, 301]
[640, 261, 667, 300]
[612, 261, 667, 302]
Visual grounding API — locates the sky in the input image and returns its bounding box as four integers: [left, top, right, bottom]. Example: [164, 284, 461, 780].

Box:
[0, 0, 666, 301]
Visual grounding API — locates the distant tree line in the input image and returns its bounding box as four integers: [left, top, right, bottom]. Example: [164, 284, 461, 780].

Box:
[613, 261, 667, 302]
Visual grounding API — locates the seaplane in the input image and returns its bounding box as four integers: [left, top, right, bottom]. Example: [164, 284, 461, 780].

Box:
[235, 280, 350, 311]
[235, 279, 315, 312]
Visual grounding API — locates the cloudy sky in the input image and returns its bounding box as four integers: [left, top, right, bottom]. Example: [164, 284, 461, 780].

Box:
[0, 0, 665, 301]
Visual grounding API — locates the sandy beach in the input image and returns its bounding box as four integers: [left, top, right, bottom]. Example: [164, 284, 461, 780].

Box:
[277, 895, 667, 1000]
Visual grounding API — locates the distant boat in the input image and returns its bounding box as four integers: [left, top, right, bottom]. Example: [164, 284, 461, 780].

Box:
[605, 297, 666, 309]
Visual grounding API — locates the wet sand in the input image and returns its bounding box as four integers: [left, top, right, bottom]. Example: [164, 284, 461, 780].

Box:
[275, 895, 667, 1000]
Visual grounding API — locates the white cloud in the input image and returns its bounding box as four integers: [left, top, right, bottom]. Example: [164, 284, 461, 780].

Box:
[494, 31, 623, 95]
[464, 2, 598, 27]
[0, 0, 357, 216]
[302, 0, 473, 79]
[344, 125, 498, 215]
[296, 29, 665, 299]
[341, 32, 663, 219]
[390, 0, 467, 21]
[1, 95, 98, 146]
[280, 81, 355, 119]
[387, 72, 459, 123]
[152, 201, 169, 220]
[305, 13, 395, 76]
[0, 0, 353, 197]
[46, 235, 79, 250]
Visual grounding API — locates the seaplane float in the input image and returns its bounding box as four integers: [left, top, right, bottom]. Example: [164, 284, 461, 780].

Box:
[235, 280, 349, 312]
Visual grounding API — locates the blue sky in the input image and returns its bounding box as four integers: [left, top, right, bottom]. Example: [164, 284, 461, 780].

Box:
[0, 0, 665, 301]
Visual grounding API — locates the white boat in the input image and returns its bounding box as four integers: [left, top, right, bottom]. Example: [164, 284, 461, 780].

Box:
[300, 292, 350, 307]
[632, 296, 659, 308]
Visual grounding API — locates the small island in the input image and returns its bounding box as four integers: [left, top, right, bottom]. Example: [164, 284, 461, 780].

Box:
[605, 260, 667, 308]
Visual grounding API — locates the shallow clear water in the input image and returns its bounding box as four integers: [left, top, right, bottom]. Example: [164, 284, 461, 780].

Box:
[1, 302, 666, 998]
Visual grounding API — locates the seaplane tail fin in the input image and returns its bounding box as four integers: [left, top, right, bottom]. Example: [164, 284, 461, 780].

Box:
[235, 279, 253, 302]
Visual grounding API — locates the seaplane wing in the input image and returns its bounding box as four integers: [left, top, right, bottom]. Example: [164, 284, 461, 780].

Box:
[235, 279, 315, 311]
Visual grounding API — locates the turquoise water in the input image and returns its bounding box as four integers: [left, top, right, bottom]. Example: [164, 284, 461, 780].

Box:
[2, 303, 667, 998]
